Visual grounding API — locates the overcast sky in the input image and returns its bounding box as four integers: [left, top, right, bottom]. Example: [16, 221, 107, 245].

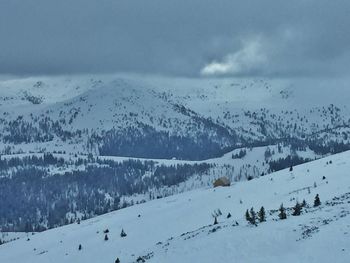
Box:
[1, 0, 350, 77]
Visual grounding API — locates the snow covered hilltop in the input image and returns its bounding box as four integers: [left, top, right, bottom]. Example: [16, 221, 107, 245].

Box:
[1, 75, 350, 160]
[1, 151, 350, 263]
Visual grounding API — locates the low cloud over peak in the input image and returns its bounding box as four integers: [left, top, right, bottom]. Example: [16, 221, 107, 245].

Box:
[201, 37, 267, 76]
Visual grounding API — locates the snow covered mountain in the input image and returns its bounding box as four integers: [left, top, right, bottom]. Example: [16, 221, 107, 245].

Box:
[1, 74, 350, 159]
[1, 151, 349, 263]
[1, 74, 350, 232]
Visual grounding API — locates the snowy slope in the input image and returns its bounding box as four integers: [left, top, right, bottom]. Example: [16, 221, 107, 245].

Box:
[1, 151, 349, 262]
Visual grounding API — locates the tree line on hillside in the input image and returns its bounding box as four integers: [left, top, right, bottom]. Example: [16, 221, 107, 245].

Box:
[0, 158, 211, 232]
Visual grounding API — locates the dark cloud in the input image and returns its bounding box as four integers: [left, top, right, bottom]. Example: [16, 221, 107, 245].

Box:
[0, 0, 350, 77]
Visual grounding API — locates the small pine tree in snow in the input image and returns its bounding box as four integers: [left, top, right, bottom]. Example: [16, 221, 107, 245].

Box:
[213, 217, 218, 225]
[258, 206, 266, 222]
[120, 229, 127, 237]
[78, 244, 82, 250]
[278, 204, 287, 220]
[314, 194, 321, 207]
[245, 209, 251, 223]
[245, 208, 257, 225]
[104, 234, 109, 241]
[292, 201, 302, 216]
[115, 258, 120, 263]
[250, 208, 256, 225]
[289, 166, 293, 172]
[227, 213, 232, 219]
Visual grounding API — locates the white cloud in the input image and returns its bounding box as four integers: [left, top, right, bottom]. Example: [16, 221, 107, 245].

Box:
[201, 38, 267, 76]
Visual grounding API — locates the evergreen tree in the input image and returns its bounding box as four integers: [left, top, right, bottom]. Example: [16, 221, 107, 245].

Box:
[78, 244, 82, 250]
[250, 207, 256, 225]
[314, 194, 321, 207]
[115, 258, 120, 263]
[278, 204, 287, 220]
[289, 165, 293, 172]
[120, 229, 127, 237]
[104, 234, 109, 241]
[213, 217, 218, 225]
[227, 213, 232, 219]
[245, 209, 251, 223]
[244, 207, 257, 225]
[258, 206, 266, 222]
[292, 201, 302, 216]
